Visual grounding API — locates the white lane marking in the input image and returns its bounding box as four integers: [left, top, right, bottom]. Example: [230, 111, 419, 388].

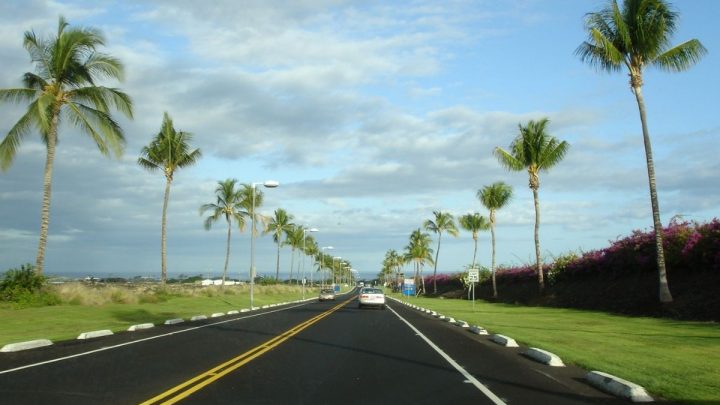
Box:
[0, 303, 309, 375]
[387, 304, 507, 405]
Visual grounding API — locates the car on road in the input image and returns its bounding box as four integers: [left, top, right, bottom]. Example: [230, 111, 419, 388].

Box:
[318, 288, 335, 301]
[358, 287, 385, 309]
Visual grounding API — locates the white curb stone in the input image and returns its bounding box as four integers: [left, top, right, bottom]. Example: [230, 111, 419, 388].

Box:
[210, 312, 225, 318]
[77, 330, 113, 340]
[164, 318, 184, 325]
[227, 310, 239, 315]
[1, 339, 53, 352]
[127, 323, 154, 332]
[491, 334, 519, 347]
[438, 315, 446, 320]
[469, 326, 489, 335]
[190, 315, 207, 321]
[455, 320, 470, 328]
[261, 305, 269, 309]
[525, 348, 565, 367]
[585, 371, 653, 402]
[444, 317, 455, 323]
[240, 309, 250, 313]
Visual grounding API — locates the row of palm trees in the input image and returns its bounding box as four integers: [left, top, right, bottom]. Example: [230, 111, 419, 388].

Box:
[0, 1, 707, 303]
[380, 181, 514, 298]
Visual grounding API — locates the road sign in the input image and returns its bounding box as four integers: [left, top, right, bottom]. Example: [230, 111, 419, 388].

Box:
[468, 268, 480, 282]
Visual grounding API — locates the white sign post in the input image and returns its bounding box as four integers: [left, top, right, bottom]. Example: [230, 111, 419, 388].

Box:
[468, 268, 480, 310]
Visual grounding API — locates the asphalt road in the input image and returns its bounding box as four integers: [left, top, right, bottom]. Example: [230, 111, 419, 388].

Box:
[0, 290, 629, 404]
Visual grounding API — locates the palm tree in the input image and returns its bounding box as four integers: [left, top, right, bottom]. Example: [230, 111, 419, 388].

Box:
[423, 211, 459, 294]
[200, 179, 246, 286]
[458, 213, 490, 270]
[478, 182, 513, 298]
[0, 17, 133, 274]
[576, 0, 706, 303]
[304, 237, 319, 285]
[264, 209, 295, 281]
[383, 249, 403, 288]
[138, 113, 201, 283]
[284, 225, 306, 282]
[404, 228, 434, 295]
[495, 118, 568, 293]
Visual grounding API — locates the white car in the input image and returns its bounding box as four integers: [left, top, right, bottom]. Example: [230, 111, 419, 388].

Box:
[358, 287, 385, 309]
[318, 288, 335, 301]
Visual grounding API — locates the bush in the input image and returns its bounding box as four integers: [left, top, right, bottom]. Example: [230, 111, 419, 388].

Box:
[0, 263, 59, 307]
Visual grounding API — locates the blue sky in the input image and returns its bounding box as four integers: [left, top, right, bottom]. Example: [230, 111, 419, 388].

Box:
[1, 0, 718, 280]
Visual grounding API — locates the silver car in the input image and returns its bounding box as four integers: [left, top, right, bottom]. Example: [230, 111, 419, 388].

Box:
[318, 288, 335, 301]
[358, 287, 385, 309]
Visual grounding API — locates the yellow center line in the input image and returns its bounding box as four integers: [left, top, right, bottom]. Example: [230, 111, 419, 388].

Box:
[139, 298, 353, 405]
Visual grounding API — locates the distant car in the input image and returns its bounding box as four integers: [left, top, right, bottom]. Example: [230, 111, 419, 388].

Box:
[319, 288, 336, 301]
[358, 287, 385, 309]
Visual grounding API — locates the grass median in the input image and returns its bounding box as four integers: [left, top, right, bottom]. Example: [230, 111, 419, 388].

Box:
[392, 293, 719, 403]
[0, 283, 346, 348]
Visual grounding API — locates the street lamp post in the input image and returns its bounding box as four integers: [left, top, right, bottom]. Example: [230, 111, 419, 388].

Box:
[302, 227, 319, 299]
[250, 180, 279, 309]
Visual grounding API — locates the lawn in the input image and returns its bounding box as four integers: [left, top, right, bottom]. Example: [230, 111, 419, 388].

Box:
[0, 283, 342, 347]
[392, 293, 720, 403]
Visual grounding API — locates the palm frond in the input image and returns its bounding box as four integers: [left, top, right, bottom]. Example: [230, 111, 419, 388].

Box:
[653, 39, 708, 72]
[0, 88, 39, 104]
[494, 146, 523, 171]
[0, 107, 39, 171]
[85, 52, 125, 81]
[66, 102, 125, 158]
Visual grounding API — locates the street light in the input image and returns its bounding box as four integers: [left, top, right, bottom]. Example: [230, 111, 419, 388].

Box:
[302, 227, 319, 299]
[250, 180, 279, 309]
[320, 246, 333, 289]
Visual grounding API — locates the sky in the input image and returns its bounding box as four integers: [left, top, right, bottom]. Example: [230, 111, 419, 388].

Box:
[1, 0, 718, 281]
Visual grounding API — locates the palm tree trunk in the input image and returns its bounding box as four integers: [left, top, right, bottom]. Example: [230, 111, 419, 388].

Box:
[433, 233, 442, 294]
[275, 241, 280, 281]
[533, 187, 544, 292]
[222, 219, 231, 286]
[472, 235, 478, 267]
[35, 114, 59, 275]
[290, 248, 296, 282]
[491, 217, 498, 298]
[633, 85, 673, 303]
[160, 176, 172, 283]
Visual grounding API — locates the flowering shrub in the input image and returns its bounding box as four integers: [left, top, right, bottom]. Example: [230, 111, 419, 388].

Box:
[490, 219, 720, 285]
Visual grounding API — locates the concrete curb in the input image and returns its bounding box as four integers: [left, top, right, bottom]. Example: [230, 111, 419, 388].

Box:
[524, 347, 565, 367]
[455, 320, 470, 328]
[227, 310, 239, 315]
[443, 317, 456, 323]
[190, 315, 207, 321]
[1, 339, 53, 352]
[210, 312, 225, 318]
[127, 323, 154, 332]
[585, 371, 653, 402]
[469, 326, 489, 335]
[77, 330, 113, 340]
[491, 334, 519, 347]
[164, 318, 184, 325]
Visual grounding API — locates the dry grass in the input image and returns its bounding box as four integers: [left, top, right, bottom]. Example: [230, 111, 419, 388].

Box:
[49, 282, 307, 306]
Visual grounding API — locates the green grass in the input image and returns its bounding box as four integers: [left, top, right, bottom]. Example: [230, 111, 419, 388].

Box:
[393, 294, 719, 403]
[0, 284, 342, 347]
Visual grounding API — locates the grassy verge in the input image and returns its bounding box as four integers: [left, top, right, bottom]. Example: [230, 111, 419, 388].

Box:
[0, 283, 345, 347]
[392, 293, 719, 403]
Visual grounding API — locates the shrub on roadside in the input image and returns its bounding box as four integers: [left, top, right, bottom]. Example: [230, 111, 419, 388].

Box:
[0, 264, 60, 307]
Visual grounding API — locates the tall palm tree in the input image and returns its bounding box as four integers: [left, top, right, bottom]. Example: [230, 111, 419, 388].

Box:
[284, 225, 306, 282]
[138, 112, 201, 283]
[495, 118, 568, 293]
[576, 0, 706, 303]
[404, 228, 434, 295]
[264, 208, 295, 281]
[423, 211, 459, 294]
[304, 237, 319, 285]
[0, 17, 133, 274]
[383, 249, 403, 288]
[458, 213, 490, 269]
[200, 179, 246, 286]
[478, 182, 513, 298]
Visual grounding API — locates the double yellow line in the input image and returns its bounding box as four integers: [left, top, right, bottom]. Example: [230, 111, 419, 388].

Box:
[140, 298, 352, 405]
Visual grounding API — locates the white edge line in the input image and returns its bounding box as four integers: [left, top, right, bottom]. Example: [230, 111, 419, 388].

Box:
[0, 302, 309, 375]
[387, 304, 507, 405]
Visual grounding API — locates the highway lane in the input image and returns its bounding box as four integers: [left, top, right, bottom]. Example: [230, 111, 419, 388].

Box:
[0, 292, 626, 404]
